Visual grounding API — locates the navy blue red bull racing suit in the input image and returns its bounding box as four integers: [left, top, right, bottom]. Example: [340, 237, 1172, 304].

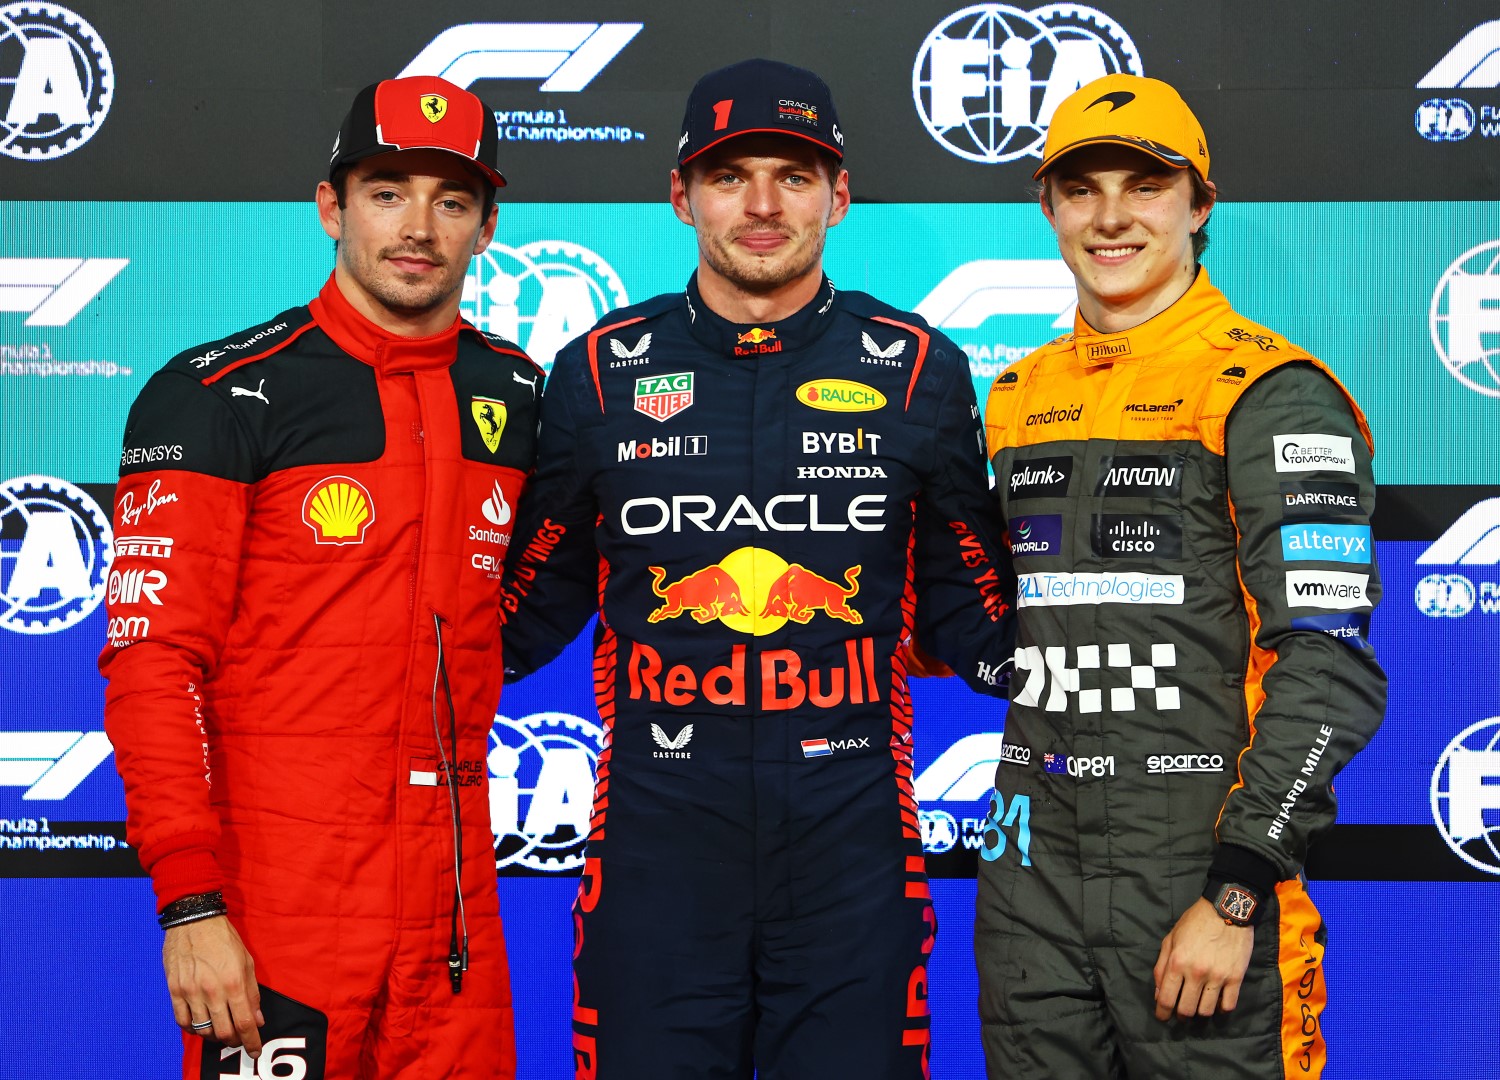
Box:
[501, 274, 1015, 1080]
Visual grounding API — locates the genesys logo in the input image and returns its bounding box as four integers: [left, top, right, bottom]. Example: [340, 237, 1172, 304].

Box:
[0, 3, 113, 161]
[912, 4, 1143, 165]
[488, 711, 605, 873]
[1432, 244, 1500, 400]
[0, 475, 112, 636]
[0, 258, 127, 326]
[1009, 514, 1062, 556]
[1272, 434, 1355, 474]
[1284, 570, 1371, 611]
[0, 730, 114, 800]
[461, 240, 629, 371]
[1430, 716, 1500, 876]
[1018, 571, 1183, 608]
[912, 259, 1076, 380]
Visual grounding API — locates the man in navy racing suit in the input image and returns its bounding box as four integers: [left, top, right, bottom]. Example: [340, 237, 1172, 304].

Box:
[501, 59, 1014, 1080]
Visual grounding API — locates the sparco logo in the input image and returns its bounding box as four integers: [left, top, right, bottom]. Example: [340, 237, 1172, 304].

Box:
[999, 741, 1031, 766]
[1025, 403, 1082, 426]
[1146, 753, 1225, 774]
[1008, 456, 1071, 499]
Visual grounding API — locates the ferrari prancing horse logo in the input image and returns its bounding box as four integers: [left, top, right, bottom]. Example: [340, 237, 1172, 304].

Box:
[471, 396, 508, 453]
[421, 95, 448, 123]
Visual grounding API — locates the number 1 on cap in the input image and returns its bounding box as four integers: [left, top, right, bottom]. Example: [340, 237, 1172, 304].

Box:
[713, 99, 734, 131]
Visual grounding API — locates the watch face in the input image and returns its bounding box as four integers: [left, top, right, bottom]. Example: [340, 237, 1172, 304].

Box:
[1218, 885, 1258, 924]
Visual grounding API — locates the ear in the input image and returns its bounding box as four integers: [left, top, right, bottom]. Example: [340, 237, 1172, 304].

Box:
[826, 168, 851, 229]
[474, 203, 499, 256]
[1190, 178, 1217, 233]
[669, 168, 695, 227]
[315, 180, 342, 242]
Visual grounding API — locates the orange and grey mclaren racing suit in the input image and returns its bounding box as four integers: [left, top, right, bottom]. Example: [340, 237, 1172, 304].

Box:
[501, 273, 1014, 1080]
[976, 270, 1385, 1079]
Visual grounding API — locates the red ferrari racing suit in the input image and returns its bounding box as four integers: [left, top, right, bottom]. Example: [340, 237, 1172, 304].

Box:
[99, 274, 541, 1079]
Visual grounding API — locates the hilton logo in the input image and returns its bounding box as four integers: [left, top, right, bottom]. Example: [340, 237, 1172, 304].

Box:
[1087, 339, 1130, 361]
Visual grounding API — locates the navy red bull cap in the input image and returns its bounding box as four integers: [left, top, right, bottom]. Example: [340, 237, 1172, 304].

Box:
[330, 75, 506, 188]
[677, 59, 845, 167]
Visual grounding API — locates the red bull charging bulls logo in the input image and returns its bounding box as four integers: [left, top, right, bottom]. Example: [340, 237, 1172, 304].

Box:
[646, 547, 863, 634]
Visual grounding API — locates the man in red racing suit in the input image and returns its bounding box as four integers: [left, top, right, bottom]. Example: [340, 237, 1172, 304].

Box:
[99, 77, 541, 1078]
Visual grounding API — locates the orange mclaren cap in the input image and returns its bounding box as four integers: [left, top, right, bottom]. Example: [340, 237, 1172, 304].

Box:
[1033, 74, 1209, 182]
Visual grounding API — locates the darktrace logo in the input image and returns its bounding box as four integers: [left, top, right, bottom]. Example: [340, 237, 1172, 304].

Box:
[1024, 403, 1082, 426]
[1226, 328, 1278, 351]
[1280, 482, 1361, 518]
[1007, 456, 1072, 499]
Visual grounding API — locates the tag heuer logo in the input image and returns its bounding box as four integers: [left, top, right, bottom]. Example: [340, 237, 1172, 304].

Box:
[421, 94, 448, 123]
[471, 396, 507, 453]
[635, 372, 694, 422]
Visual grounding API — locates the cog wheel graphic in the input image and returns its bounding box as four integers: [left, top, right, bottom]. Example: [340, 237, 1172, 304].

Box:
[0, 3, 115, 161]
[489, 710, 606, 873]
[0, 474, 113, 634]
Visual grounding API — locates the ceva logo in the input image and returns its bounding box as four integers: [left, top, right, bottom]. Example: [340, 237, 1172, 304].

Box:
[399, 23, 643, 91]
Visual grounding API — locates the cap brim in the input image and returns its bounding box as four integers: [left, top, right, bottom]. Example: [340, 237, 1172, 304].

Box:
[1032, 135, 1193, 181]
[334, 143, 507, 189]
[680, 127, 843, 167]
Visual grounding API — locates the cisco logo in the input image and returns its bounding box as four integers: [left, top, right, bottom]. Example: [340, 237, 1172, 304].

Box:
[912, 3, 1142, 164]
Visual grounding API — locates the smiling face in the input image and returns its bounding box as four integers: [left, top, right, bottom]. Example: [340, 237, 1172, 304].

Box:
[670, 133, 849, 321]
[1041, 143, 1215, 332]
[316, 147, 497, 336]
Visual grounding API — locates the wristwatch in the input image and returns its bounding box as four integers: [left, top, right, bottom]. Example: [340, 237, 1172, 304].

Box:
[1211, 882, 1260, 927]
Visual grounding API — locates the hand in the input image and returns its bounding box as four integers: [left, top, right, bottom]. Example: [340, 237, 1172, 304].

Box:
[163, 915, 265, 1056]
[1152, 897, 1255, 1021]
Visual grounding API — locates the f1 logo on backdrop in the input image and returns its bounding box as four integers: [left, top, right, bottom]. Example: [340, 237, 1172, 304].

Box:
[1431, 717, 1500, 875]
[913, 260, 1075, 381]
[1414, 497, 1500, 618]
[399, 23, 642, 91]
[0, 730, 113, 799]
[912, 4, 1142, 164]
[0, 2, 113, 161]
[913, 732, 1006, 854]
[0, 475, 112, 635]
[1432, 241, 1500, 399]
[1415, 20, 1500, 142]
[461, 240, 629, 371]
[0, 258, 126, 326]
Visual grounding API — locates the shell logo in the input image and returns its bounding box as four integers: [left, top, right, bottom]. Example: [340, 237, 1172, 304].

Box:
[796, 379, 886, 413]
[302, 476, 375, 545]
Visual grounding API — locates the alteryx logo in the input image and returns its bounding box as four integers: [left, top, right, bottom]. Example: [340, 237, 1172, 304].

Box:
[399, 23, 643, 91]
[0, 731, 113, 799]
[0, 258, 127, 325]
[1280, 523, 1371, 564]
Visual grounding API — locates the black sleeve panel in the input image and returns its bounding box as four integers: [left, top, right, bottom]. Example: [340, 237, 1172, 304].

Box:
[1215, 361, 1386, 878]
[119, 369, 258, 483]
[911, 341, 1017, 697]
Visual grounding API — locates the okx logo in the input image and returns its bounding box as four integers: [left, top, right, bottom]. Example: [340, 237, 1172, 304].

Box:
[0, 3, 114, 161]
[0, 476, 112, 635]
[1013, 642, 1179, 713]
[913, 4, 1142, 164]
[1431, 717, 1500, 875]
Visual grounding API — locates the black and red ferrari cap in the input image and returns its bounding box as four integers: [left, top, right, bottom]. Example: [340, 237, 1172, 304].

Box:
[330, 75, 506, 188]
[677, 59, 845, 168]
